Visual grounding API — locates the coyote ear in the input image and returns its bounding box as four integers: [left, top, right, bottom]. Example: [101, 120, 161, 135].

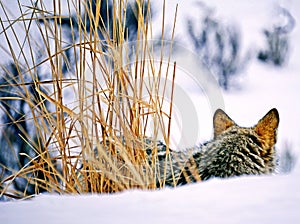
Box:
[254, 108, 279, 147]
[213, 109, 236, 138]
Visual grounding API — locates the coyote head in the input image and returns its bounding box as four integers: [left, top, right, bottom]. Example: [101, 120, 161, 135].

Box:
[211, 108, 279, 174]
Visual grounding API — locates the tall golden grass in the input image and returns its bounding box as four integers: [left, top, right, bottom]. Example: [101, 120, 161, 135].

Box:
[0, 0, 178, 199]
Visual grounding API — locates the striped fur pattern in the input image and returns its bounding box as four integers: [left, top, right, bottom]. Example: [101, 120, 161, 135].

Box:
[154, 108, 280, 187]
[83, 108, 279, 189]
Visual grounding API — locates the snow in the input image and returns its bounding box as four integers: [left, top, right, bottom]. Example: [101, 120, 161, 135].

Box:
[1, 172, 300, 224]
[1, 0, 300, 223]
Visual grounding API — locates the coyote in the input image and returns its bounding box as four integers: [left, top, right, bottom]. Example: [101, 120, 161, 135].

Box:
[81, 108, 279, 190]
[155, 108, 280, 187]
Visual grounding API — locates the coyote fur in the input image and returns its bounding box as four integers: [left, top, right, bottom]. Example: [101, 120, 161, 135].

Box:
[155, 108, 280, 186]
[82, 108, 279, 189]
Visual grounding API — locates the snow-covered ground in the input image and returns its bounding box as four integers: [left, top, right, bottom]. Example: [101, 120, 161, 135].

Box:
[1, 173, 300, 224]
[1, 0, 300, 223]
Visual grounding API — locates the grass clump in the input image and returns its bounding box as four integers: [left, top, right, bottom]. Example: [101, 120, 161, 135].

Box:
[0, 0, 178, 199]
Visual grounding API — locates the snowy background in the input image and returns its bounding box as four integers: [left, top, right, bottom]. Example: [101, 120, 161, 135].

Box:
[1, 0, 300, 223]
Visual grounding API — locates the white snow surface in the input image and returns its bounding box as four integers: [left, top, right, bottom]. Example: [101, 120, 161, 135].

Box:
[1, 173, 300, 224]
[1, 0, 300, 223]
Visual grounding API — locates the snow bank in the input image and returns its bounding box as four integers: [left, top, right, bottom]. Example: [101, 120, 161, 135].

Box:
[1, 171, 299, 224]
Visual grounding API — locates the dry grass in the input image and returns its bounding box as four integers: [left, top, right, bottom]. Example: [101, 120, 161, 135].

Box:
[0, 0, 178, 199]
